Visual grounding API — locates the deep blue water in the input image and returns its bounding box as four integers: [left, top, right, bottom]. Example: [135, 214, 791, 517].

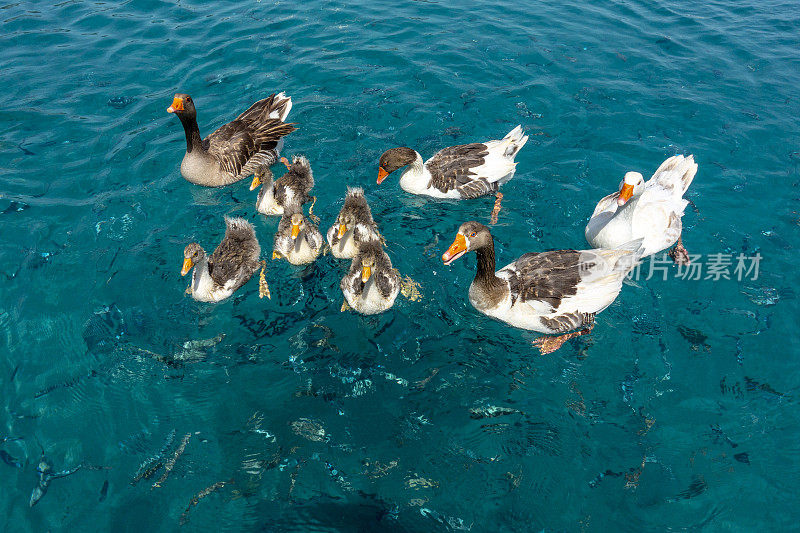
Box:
[1, 0, 799, 530]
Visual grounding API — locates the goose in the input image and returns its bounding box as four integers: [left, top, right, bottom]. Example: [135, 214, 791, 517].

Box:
[442, 221, 641, 354]
[341, 240, 400, 315]
[326, 187, 381, 259]
[253, 155, 316, 218]
[273, 205, 323, 265]
[167, 92, 295, 187]
[377, 126, 527, 220]
[585, 155, 697, 264]
[181, 217, 261, 302]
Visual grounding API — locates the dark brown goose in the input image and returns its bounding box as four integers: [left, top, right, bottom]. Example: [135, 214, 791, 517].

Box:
[167, 92, 295, 187]
[442, 221, 641, 354]
[181, 217, 261, 302]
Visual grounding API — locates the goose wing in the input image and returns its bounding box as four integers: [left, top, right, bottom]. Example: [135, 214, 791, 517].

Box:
[208, 218, 260, 286]
[500, 250, 585, 310]
[206, 118, 295, 178]
[425, 143, 489, 194]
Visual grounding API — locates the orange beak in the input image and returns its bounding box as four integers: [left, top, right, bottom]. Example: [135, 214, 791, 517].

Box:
[291, 224, 300, 240]
[167, 96, 184, 114]
[617, 183, 634, 206]
[337, 224, 347, 239]
[377, 166, 389, 184]
[442, 234, 467, 265]
[181, 257, 193, 276]
[250, 173, 261, 191]
[361, 265, 372, 283]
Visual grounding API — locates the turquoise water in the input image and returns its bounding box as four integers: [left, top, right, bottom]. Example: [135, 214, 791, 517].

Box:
[2, 0, 799, 530]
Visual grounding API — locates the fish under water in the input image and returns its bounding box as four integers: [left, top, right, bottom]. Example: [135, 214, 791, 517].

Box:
[0, 450, 22, 468]
[29, 455, 82, 507]
[131, 428, 175, 485]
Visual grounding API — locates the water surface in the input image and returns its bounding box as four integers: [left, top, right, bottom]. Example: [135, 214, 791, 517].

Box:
[1, 0, 799, 530]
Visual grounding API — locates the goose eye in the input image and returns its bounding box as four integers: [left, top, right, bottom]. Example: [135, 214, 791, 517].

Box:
[469, 232, 477, 238]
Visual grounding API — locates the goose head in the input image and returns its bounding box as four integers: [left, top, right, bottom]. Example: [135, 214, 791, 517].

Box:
[337, 211, 357, 238]
[290, 212, 306, 240]
[181, 243, 205, 276]
[377, 147, 418, 184]
[167, 93, 197, 120]
[617, 171, 644, 206]
[250, 166, 273, 192]
[442, 221, 492, 265]
[359, 253, 376, 283]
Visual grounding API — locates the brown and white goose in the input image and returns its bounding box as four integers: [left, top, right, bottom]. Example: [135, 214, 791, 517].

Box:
[326, 187, 381, 259]
[341, 240, 400, 315]
[181, 217, 261, 302]
[253, 155, 315, 217]
[377, 126, 527, 200]
[272, 204, 323, 265]
[442, 221, 641, 354]
[167, 92, 295, 187]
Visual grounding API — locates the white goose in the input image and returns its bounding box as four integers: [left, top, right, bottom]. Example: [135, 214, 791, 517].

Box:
[585, 155, 697, 263]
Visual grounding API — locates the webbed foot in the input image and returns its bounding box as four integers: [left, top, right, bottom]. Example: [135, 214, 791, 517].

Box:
[259, 260, 271, 299]
[668, 236, 690, 265]
[533, 325, 594, 355]
[490, 192, 503, 225]
[308, 196, 320, 224]
[400, 275, 422, 301]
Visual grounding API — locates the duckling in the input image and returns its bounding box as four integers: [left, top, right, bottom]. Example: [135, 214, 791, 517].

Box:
[341, 240, 400, 315]
[253, 155, 316, 218]
[181, 217, 261, 302]
[326, 187, 381, 259]
[167, 92, 295, 187]
[273, 205, 323, 265]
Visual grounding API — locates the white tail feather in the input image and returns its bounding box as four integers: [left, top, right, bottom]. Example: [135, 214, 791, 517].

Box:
[501, 125, 528, 158]
[592, 238, 644, 275]
[269, 92, 293, 121]
[652, 154, 697, 195]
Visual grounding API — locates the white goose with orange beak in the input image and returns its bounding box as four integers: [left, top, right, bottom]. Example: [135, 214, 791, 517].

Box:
[585, 155, 698, 263]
